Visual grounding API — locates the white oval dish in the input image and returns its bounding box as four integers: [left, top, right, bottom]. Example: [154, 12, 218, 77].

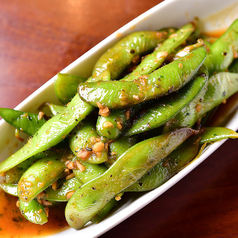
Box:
[0, 0, 238, 237]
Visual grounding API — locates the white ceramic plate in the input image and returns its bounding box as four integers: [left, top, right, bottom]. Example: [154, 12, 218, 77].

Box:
[0, 0, 238, 237]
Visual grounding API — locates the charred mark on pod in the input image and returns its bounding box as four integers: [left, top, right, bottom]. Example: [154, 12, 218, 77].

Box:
[130, 49, 135, 54]
[168, 86, 174, 94]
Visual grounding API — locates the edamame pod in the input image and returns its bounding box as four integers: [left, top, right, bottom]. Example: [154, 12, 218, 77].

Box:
[123, 23, 195, 81]
[19, 199, 48, 225]
[0, 183, 18, 196]
[199, 127, 238, 144]
[91, 198, 117, 224]
[18, 156, 65, 202]
[72, 158, 108, 184]
[54, 73, 87, 104]
[204, 18, 238, 74]
[0, 108, 46, 136]
[5, 150, 58, 184]
[96, 109, 127, 140]
[78, 47, 207, 109]
[125, 66, 208, 136]
[91, 30, 168, 81]
[69, 120, 108, 164]
[163, 72, 238, 132]
[127, 127, 238, 191]
[43, 177, 82, 202]
[5, 156, 39, 184]
[107, 136, 137, 166]
[125, 139, 199, 192]
[65, 127, 199, 229]
[39, 102, 65, 117]
[96, 102, 145, 140]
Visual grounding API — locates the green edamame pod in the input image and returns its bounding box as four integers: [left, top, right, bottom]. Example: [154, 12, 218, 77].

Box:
[43, 177, 82, 202]
[91, 198, 118, 224]
[78, 47, 207, 109]
[163, 71, 238, 132]
[91, 30, 168, 81]
[125, 66, 208, 136]
[5, 156, 38, 184]
[199, 127, 238, 144]
[106, 136, 137, 166]
[19, 199, 48, 225]
[69, 120, 108, 164]
[54, 73, 87, 104]
[0, 183, 18, 196]
[18, 156, 65, 202]
[39, 102, 65, 117]
[72, 158, 108, 184]
[0, 94, 93, 173]
[126, 127, 238, 192]
[4, 150, 58, 184]
[0, 108, 46, 136]
[173, 39, 204, 60]
[65, 127, 199, 229]
[96, 110, 127, 140]
[125, 139, 199, 192]
[123, 23, 195, 81]
[96, 102, 145, 140]
[204, 18, 238, 74]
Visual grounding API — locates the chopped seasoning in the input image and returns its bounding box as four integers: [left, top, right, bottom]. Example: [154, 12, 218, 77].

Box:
[115, 194, 122, 201]
[75, 160, 85, 172]
[51, 181, 57, 191]
[156, 51, 168, 60]
[66, 161, 76, 170]
[93, 142, 105, 153]
[103, 121, 114, 128]
[37, 209, 43, 214]
[99, 107, 110, 117]
[38, 111, 44, 120]
[133, 95, 139, 100]
[77, 149, 92, 160]
[195, 104, 202, 112]
[66, 173, 75, 180]
[42, 200, 52, 206]
[66, 191, 75, 199]
[117, 121, 123, 129]
[97, 102, 110, 117]
[125, 110, 130, 120]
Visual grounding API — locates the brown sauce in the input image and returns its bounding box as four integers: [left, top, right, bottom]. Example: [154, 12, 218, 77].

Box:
[0, 189, 69, 238]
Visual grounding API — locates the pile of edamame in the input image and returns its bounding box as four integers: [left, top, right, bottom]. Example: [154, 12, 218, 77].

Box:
[0, 18, 238, 230]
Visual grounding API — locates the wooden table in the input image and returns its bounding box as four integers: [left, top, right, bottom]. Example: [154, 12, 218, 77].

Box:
[0, 1, 238, 237]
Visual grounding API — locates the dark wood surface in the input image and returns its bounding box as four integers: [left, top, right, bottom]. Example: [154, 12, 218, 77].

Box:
[0, 1, 237, 237]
